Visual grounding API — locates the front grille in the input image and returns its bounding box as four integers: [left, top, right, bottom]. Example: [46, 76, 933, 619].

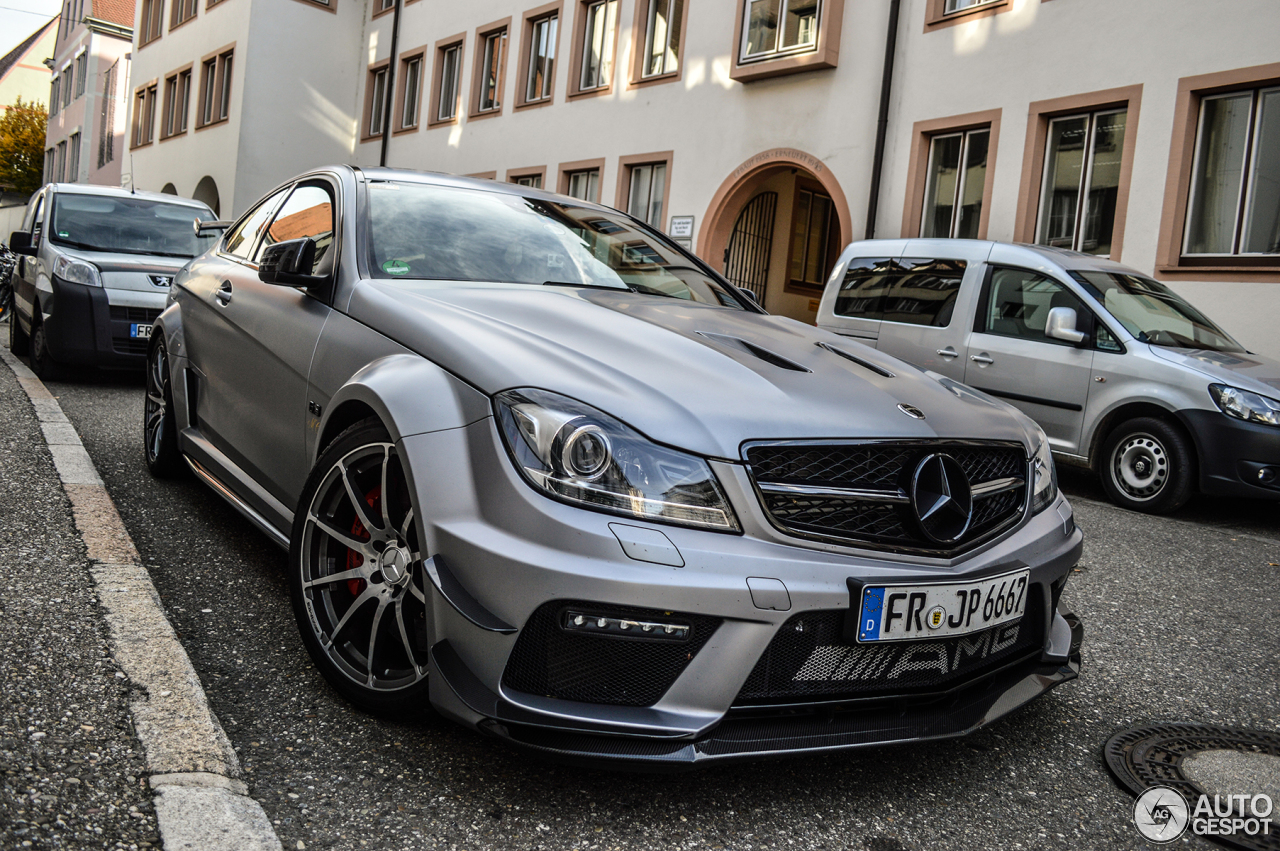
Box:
[108, 306, 162, 323]
[502, 601, 721, 707]
[108, 306, 160, 355]
[747, 441, 1027, 555]
[733, 594, 1043, 707]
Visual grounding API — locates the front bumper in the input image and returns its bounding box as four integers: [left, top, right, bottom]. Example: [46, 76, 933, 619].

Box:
[403, 418, 1085, 765]
[42, 275, 166, 368]
[1179, 409, 1280, 499]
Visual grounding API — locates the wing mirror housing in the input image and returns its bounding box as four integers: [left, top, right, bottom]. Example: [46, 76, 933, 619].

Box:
[9, 231, 36, 257]
[1046, 306, 1087, 344]
[194, 219, 232, 236]
[258, 237, 321, 286]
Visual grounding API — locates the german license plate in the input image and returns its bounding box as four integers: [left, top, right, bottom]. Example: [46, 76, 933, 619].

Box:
[131, 323, 152, 339]
[856, 569, 1030, 643]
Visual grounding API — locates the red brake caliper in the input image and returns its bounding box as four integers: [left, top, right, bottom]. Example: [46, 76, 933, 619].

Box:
[345, 485, 382, 596]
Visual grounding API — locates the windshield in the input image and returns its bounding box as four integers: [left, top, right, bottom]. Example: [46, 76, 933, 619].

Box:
[49, 193, 218, 258]
[1069, 270, 1244, 353]
[365, 180, 747, 309]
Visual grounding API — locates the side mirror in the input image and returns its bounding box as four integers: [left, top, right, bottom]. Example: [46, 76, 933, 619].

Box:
[739, 288, 761, 306]
[258, 237, 319, 286]
[9, 231, 36, 257]
[194, 219, 232, 236]
[1046, 306, 1086, 344]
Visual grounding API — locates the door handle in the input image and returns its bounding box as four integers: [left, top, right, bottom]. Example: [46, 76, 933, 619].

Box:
[215, 281, 233, 305]
[937, 347, 959, 359]
[970, 353, 994, 365]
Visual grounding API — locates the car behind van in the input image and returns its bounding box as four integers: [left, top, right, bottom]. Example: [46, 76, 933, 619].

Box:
[8, 184, 217, 378]
[817, 239, 1280, 514]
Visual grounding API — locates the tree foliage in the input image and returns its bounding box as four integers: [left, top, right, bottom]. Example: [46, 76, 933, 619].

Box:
[0, 97, 48, 196]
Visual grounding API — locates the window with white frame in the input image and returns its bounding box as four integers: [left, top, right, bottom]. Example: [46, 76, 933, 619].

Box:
[198, 51, 233, 126]
[524, 13, 557, 102]
[402, 56, 422, 128]
[139, 0, 163, 44]
[579, 0, 617, 91]
[50, 78, 60, 115]
[1184, 86, 1280, 257]
[62, 66, 73, 108]
[163, 68, 191, 137]
[437, 44, 461, 121]
[75, 52, 87, 97]
[132, 83, 157, 147]
[642, 0, 682, 78]
[566, 169, 600, 203]
[921, 127, 990, 239]
[55, 141, 67, 182]
[742, 0, 819, 61]
[478, 29, 507, 112]
[513, 174, 543, 189]
[67, 132, 80, 182]
[627, 162, 666, 227]
[944, 0, 998, 13]
[44, 149, 54, 184]
[368, 67, 389, 136]
[1035, 108, 1127, 256]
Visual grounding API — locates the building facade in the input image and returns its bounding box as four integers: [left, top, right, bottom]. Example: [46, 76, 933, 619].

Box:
[0, 20, 58, 113]
[43, 0, 134, 187]
[126, 0, 1280, 358]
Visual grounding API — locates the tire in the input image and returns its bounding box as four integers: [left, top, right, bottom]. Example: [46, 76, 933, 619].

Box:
[29, 318, 60, 381]
[9, 308, 29, 356]
[1098, 417, 1195, 514]
[289, 418, 431, 717]
[144, 340, 184, 478]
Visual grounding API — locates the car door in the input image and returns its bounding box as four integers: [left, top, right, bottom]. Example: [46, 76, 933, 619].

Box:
[963, 266, 1095, 454]
[182, 181, 337, 504]
[870, 241, 990, 380]
[13, 189, 46, 328]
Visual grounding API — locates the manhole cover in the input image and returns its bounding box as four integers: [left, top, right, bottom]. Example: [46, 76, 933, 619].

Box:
[1105, 723, 1280, 851]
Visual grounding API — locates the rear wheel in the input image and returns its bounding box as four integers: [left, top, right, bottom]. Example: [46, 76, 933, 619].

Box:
[144, 340, 183, 477]
[8, 309, 28, 356]
[29, 318, 60, 381]
[289, 419, 431, 716]
[1099, 417, 1195, 514]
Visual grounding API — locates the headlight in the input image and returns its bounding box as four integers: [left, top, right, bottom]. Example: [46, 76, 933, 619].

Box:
[494, 388, 739, 532]
[1209, 384, 1280, 427]
[53, 255, 102, 287]
[1031, 434, 1058, 514]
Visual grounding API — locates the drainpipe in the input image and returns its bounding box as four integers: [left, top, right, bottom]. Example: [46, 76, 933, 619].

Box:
[378, 0, 402, 168]
[864, 0, 901, 239]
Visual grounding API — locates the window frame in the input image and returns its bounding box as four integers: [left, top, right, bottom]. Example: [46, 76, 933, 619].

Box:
[516, 3, 562, 110]
[902, 109, 1001, 240]
[1155, 62, 1280, 282]
[255, 179, 340, 289]
[731, 0, 842, 82]
[170, 0, 198, 30]
[194, 44, 235, 130]
[364, 61, 391, 140]
[785, 178, 840, 294]
[559, 157, 606, 204]
[1013, 85, 1142, 262]
[470, 19, 512, 120]
[373, 0, 395, 19]
[130, 79, 158, 149]
[923, 0, 1009, 32]
[506, 165, 548, 189]
[394, 48, 426, 133]
[74, 51, 87, 98]
[159, 63, 193, 141]
[617, 151, 674, 231]
[628, 0, 687, 88]
[428, 35, 466, 127]
[67, 132, 80, 183]
[50, 77, 60, 116]
[568, 0, 619, 99]
[139, 0, 164, 46]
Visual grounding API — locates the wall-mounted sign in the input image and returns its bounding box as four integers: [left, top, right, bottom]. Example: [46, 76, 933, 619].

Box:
[669, 215, 694, 238]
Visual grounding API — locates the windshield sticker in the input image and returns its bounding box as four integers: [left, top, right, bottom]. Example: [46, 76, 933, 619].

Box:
[58, 231, 70, 237]
[382, 259, 411, 276]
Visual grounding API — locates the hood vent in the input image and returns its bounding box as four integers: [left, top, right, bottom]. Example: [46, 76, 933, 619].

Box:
[697, 332, 812, 373]
[817, 342, 895, 378]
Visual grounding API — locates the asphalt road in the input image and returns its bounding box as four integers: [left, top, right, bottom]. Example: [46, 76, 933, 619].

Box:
[28, 364, 1280, 851]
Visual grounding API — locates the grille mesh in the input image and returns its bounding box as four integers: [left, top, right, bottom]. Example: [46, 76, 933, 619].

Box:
[747, 442, 1027, 554]
[734, 595, 1043, 706]
[502, 601, 721, 707]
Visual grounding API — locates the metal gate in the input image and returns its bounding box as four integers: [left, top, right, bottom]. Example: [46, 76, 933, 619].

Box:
[723, 192, 778, 305]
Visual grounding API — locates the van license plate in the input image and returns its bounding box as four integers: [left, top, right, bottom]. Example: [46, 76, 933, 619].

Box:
[856, 569, 1030, 643]
[131, 324, 152, 339]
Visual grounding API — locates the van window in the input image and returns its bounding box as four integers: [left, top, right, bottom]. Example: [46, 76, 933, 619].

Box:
[980, 267, 1089, 345]
[834, 257, 964, 327]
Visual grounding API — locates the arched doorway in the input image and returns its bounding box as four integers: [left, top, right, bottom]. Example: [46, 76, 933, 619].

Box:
[192, 176, 220, 217]
[160, 183, 177, 195]
[701, 149, 852, 322]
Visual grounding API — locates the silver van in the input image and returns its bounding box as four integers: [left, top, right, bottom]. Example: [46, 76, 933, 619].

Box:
[816, 239, 1280, 514]
[8, 183, 216, 378]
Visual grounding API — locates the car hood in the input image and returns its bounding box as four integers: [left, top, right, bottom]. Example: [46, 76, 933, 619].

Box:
[349, 281, 1037, 460]
[1147, 345, 1280, 398]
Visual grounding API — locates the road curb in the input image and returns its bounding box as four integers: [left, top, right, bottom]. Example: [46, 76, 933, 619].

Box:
[0, 347, 283, 851]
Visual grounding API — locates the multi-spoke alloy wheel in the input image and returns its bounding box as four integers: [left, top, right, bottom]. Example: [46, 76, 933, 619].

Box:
[144, 340, 182, 477]
[1099, 417, 1194, 515]
[290, 419, 430, 714]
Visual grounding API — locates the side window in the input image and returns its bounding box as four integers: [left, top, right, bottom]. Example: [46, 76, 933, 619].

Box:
[981, 267, 1088, 345]
[25, 192, 46, 236]
[256, 184, 336, 276]
[223, 189, 288, 259]
[882, 258, 965, 327]
[833, 257, 896, 320]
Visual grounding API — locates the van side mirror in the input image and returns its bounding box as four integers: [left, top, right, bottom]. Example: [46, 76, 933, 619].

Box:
[1046, 306, 1086, 344]
[9, 231, 36, 257]
[258, 237, 319, 286]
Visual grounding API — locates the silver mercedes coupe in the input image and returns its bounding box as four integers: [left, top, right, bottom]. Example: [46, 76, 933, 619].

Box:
[144, 166, 1084, 767]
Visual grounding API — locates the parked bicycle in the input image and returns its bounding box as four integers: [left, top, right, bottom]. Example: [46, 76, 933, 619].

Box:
[0, 243, 16, 323]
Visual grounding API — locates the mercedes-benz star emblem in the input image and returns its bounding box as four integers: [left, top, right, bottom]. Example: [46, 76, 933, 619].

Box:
[898, 403, 926, 420]
[911, 453, 973, 545]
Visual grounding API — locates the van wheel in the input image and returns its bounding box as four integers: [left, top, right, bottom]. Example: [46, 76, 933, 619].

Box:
[1099, 417, 1194, 514]
[30, 319, 60, 381]
[9, 311, 29, 356]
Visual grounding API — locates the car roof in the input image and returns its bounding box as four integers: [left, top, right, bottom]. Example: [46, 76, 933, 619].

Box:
[352, 165, 618, 216]
[843, 237, 1142, 276]
[45, 182, 214, 212]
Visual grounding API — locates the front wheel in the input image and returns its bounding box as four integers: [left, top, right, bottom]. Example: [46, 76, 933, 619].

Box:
[29, 319, 60, 380]
[144, 340, 183, 477]
[1099, 417, 1195, 514]
[289, 419, 431, 717]
[8, 309, 29, 356]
